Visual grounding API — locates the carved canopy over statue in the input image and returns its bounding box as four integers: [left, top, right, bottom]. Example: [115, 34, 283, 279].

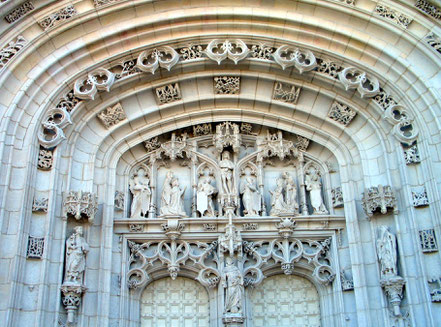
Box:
[125, 123, 333, 218]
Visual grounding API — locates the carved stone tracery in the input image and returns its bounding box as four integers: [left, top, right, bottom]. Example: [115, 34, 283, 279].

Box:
[63, 191, 98, 223]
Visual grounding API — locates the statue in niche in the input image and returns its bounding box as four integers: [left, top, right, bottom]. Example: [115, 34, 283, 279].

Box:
[222, 257, 244, 315]
[269, 176, 288, 216]
[197, 169, 217, 217]
[220, 151, 235, 196]
[129, 168, 151, 218]
[305, 168, 328, 214]
[64, 226, 89, 285]
[284, 172, 299, 213]
[160, 172, 187, 216]
[376, 226, 398, 278]
[240, 166, 261, 216]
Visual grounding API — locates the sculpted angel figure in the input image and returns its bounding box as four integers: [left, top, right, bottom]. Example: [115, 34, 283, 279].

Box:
[376, 226, 398, 278]
[305, 169, 328, 214]
[129, 168, 151, 218]
[222, 257, 244, 315]
[269, 177, 288, 216]
[284, 172, 299, 213]
[64, 226, 89, 285]
[160, 174, 187, 216]
[240, 167, 261, 216]
[219, 151, 235, 196]
[197, 170, 217, 217]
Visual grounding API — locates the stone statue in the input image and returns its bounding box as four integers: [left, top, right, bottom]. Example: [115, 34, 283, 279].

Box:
[64, 226, 89, 285]
[305, 169, 328, 214]
[222, 257, 244, 315]
[160, 173, 187, 216]
[240, 167, 261, 216]
[197, 170, 217, 217]
[284, 172, 299, 213]
[219, 151, 235, 196]
[376, 226, 398, 278]
[129, 168, 151, 218]
[269, 177, 288, 216]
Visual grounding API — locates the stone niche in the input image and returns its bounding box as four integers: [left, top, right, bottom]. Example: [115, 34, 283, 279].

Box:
[120, 122, 340, 222]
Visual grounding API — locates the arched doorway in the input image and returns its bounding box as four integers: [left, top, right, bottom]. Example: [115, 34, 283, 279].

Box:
[250, 275, 321, 327]
[140, 277, 210, 327]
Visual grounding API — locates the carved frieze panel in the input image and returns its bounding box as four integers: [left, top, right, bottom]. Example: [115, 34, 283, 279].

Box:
[415, 0, 441, 20]
[243, 223, 258, 231]
[362, 185, 397, 217]
[272, 81, 301, 104]
[373, 88, 398, 110]
[38, 5, 77, 30]
[114, 191, 124, 211]
[250, 43, 274, 60]
[340, 269, 354, 291]
[144, 137, 160, 152]
[93, 0, 123, 7]
[63, 191, 98, 223]
[155, 83, 182, 104]
[193, 123, 212, 136]
[374, 4, 413, 28]
[428, 278, 441, 302]
[328, 101, 356, 126]
[179, 44, 203, 61]
[32, 198, 48, 213]
[97, 103, 126, 128]
[37, 147, 53, 170]
[315, 58, 342, 79]
[403, 143, 421, 164]
[331, 187, 344, 208]
[4, 2, 34, 23]
[214, 76, 240, 95]
[27, 236, 44, 259]
[425, 33, 441, 55]
[0, 35, 27, 71]
[419, 229, 438, 253]
[411, 186, 429, 207]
